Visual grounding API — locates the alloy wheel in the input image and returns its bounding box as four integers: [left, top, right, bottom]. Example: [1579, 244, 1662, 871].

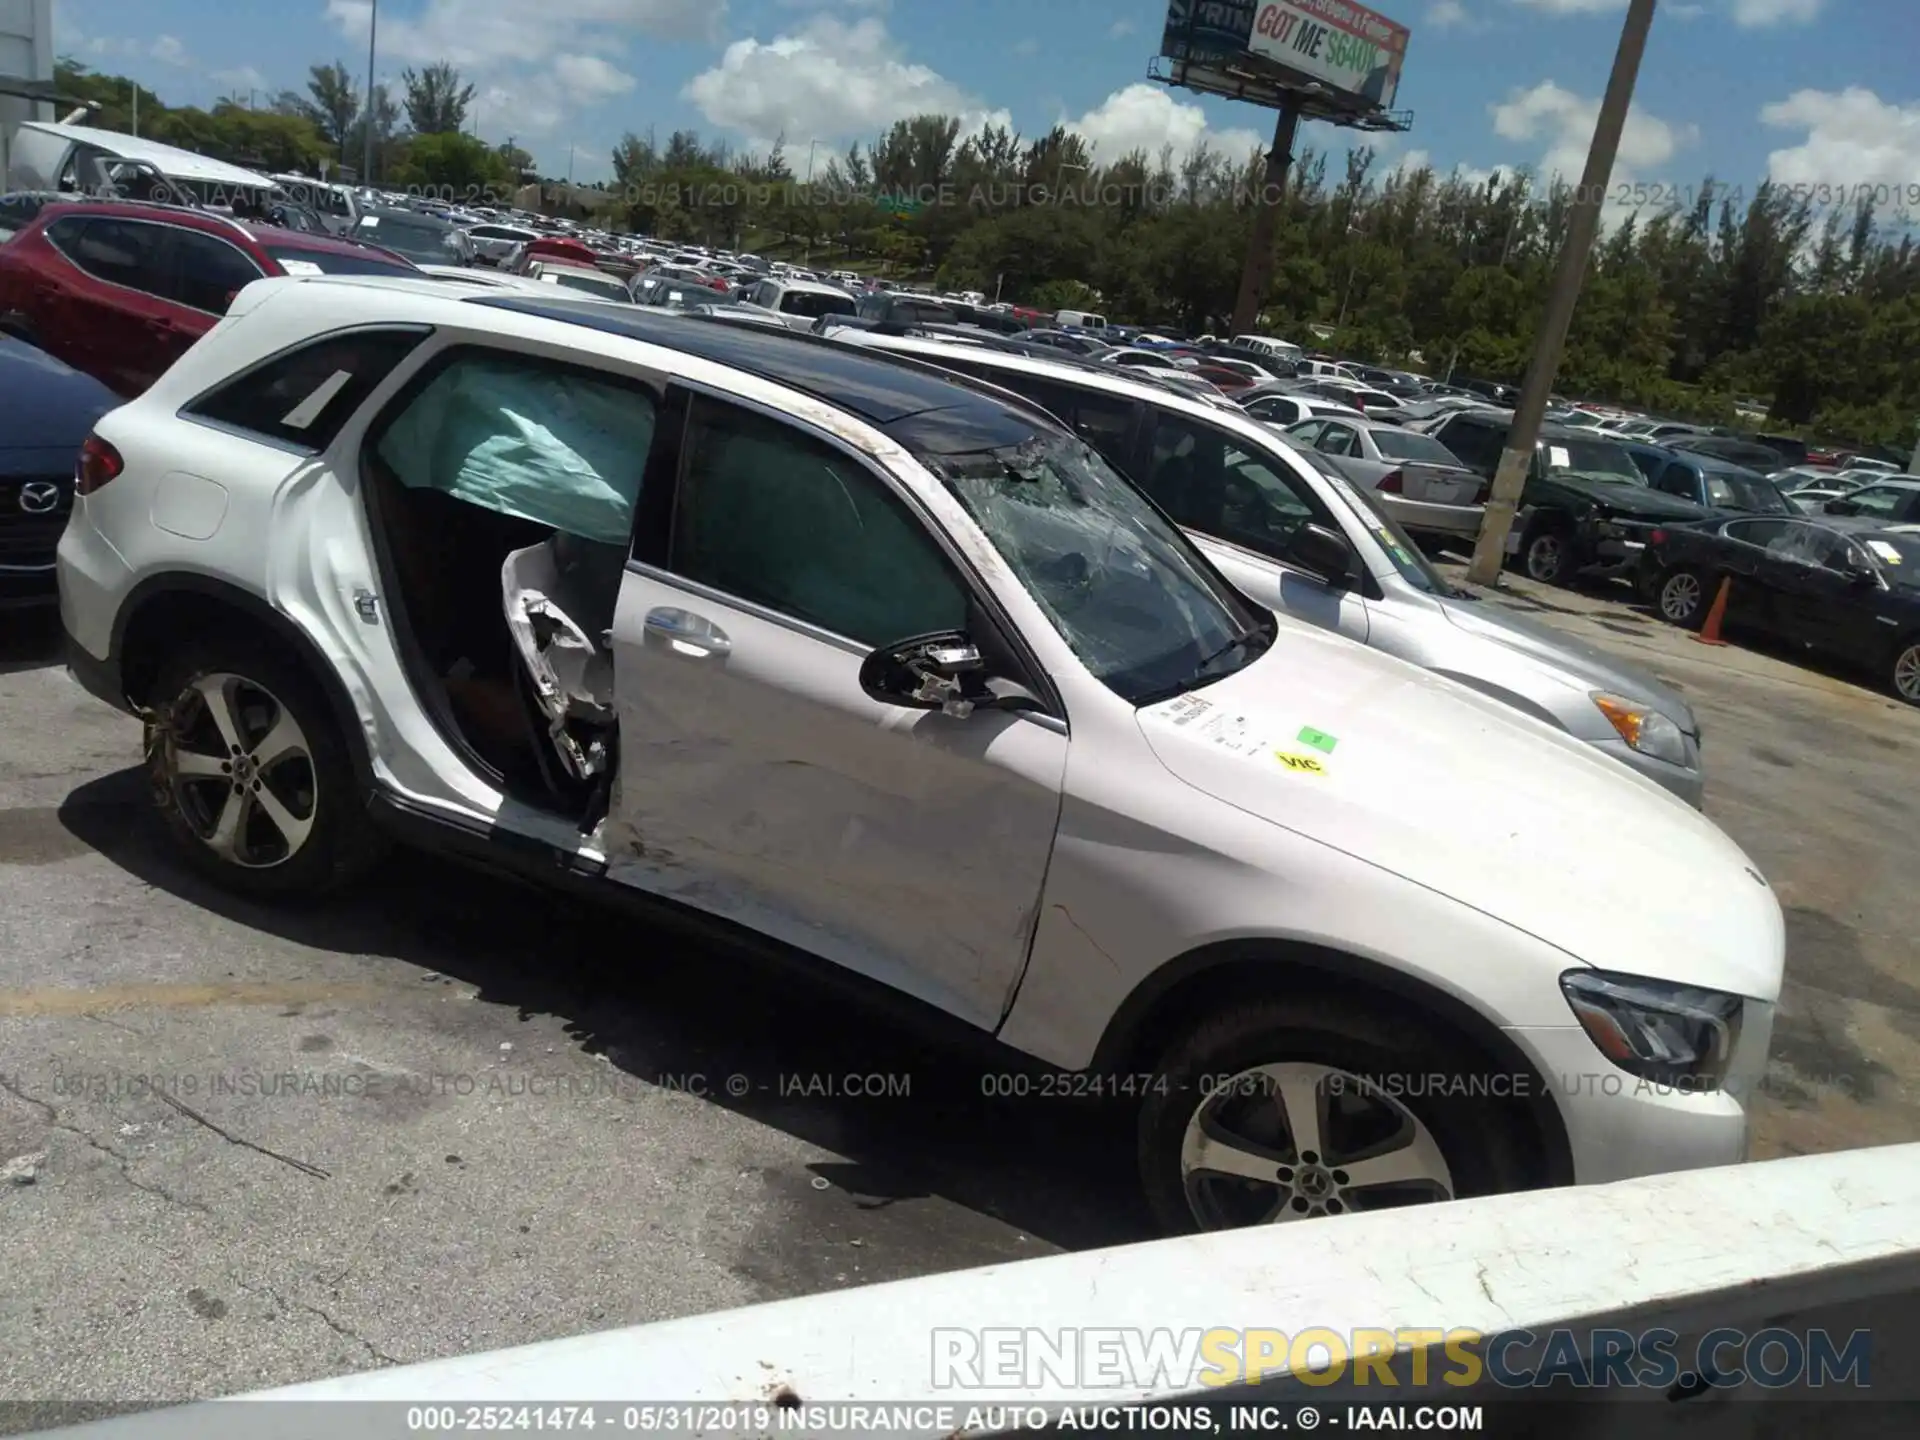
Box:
[1660, 571, 1703, 624]
[160, 672, 318, 869]
[1525, 532, 1566, 583]
[1895, 644, 1920, 704]
[1179, 1061, 1454, 1229]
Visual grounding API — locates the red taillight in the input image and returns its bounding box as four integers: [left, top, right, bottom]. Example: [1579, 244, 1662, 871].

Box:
[708, 277, 729, 291]
[1649, 528, 1668, 546]
[1376, 469, 1404, 494]
[76, 435, 123, 495]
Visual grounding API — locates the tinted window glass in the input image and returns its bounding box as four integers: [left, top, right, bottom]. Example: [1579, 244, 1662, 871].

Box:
[1285, 420, 1325, 446]
[190, 328, 429, 450]
[779, 290, 856, 319]
[1437, 419, 1500, 473]
[1655, 462, 1698, 498]
[1721, 518, 1793, 549]
[163, 230, 265, 313]
[670, 397, 967, 645]
[1144, 412, 1329, 557]
[65, 218, 171, 295]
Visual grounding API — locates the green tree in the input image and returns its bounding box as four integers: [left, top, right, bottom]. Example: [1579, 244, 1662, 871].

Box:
[401, 62, 474, 135]
[301, 62, 360, 160]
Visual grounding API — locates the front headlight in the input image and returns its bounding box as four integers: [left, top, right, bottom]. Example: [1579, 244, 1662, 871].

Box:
[1592, 692, 1690, 765]
[1560, 970, 1743, 1088]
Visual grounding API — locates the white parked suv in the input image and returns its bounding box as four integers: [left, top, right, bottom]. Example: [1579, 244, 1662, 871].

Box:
[58, 277, 1782, 1232]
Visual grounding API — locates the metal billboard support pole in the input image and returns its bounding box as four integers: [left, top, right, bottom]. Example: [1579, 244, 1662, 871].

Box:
[1465, 0, 1659, 587]
[1229, 102, 1301, 338]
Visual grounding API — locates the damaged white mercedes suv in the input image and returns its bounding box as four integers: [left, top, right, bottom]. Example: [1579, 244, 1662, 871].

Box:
[58, 275, 1784, 1233]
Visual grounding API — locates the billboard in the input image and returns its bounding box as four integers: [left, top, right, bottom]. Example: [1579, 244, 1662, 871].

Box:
[1159, 0, 1258, 64]
[1248, 1, 1410, 109]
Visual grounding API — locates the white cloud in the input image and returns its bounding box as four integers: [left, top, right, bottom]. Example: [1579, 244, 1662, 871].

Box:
[1508, 0, 1624, 13]
[684, 16, 1010, 151]
[1762, 87, 1920, 200]
[1510, 0, 1821, 18]
[1730, 0, 1823, 24]
[1428, 0, 1470, 25]
[212, 65, 271, 93]
[1108, 18, 1137, 38]
[149, 34, 191, 67]
[1491, 79, 1697, 187]
[323, 0, 721, 69]
[553, 54, 637, 100]
[1065, 83, 1265, 167]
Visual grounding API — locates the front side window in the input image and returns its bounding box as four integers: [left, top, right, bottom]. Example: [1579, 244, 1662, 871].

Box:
[1721, 518, 1794, 549]
[162, 230, 267, 314]
[1436, 420, 1500, 473]
[1143, 413, 1333, 561]
[925, 431, 1261, 704]
[375, 351, 656, 545]
[190, 328, 428, 450]
[779, 290, 856, 319]
[1846, 486, 1913, 519]
[670, 397, 966, 645]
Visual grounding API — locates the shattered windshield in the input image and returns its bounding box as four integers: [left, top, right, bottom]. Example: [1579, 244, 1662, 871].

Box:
[925, 435, 1268, 704]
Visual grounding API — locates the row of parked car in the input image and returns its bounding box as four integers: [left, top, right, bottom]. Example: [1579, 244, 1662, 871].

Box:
[33, 264, 1785, 1243]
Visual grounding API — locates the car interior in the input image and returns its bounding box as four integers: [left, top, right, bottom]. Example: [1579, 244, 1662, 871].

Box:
[359, 352, 650, 832]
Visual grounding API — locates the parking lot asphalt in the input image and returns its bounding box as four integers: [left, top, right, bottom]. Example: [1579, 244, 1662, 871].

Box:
[2, 571, 1917, 1414]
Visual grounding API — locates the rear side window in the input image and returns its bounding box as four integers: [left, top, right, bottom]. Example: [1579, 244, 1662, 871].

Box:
[187, 328, 431, 451]
[1438, 419, 1501, 474]
[62, 217, 172, 297]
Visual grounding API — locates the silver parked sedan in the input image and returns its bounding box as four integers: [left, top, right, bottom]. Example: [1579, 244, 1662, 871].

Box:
[829, 332, 1708, 806]
[1281, 416, 1487, 543]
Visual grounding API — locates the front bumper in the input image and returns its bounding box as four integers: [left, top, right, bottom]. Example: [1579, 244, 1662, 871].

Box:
[1508, 996, 1775, 1184]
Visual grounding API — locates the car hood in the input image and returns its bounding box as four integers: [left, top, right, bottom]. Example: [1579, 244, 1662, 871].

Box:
[1544, 474, 1709, 519]
[1435, 592, 1699, 733]
[0, 338, 116, 450]
[1135, 625, 1781, 1001]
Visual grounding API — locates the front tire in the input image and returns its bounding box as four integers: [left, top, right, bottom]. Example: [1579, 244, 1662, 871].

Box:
[1656, 567, 1711, 629]
[1891, 636, 1920, 707]
[1520, 523, 1578, 586]
[145, 638, 382, 900]
[1137, 996, 1532, 1235]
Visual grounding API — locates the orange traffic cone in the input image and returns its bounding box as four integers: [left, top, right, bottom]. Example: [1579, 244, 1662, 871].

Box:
[1694, 575, 1731, 646]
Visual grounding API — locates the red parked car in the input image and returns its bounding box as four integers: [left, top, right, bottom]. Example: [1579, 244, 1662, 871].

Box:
[507, 235, 601, 273]
[0, 199, 420, 396]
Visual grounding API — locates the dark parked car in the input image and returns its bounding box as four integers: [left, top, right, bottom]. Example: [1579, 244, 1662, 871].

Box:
[0, 335, 116, 607]
[349, 206, 475, 267]
[1668, 434, 1794, 470]
[1817, 478, 1920, 524]
[1425, 409, 1714, 584]
[1617, 443, 1794, 516]
[855, 291, 958, 326]
[1636, 515, 1920, 704]
[0, 199, 420, 396]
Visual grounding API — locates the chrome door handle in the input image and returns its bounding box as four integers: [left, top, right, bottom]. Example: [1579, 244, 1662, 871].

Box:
[643, 606, 731, 658]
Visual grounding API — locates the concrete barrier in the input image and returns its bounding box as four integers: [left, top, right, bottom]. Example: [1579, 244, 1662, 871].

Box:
[25, 1144, 1920, 1437]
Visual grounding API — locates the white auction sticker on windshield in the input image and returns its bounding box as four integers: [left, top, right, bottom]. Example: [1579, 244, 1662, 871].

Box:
[1866, 540, 1902, 564]
[359, 216, 378, 228]
[1548, 446, 1571, 469]
[1144, 695, 1270, 756]
[276, 259, 323, 276]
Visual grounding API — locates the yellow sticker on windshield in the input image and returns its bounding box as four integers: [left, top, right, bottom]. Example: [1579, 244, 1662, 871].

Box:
[1274, 751, 1328, 775]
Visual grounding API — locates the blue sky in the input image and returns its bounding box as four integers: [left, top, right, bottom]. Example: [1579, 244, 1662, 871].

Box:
[52, 0, 1920, 205]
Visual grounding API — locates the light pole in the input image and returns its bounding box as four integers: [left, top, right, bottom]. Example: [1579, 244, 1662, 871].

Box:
[807, 139, 821, 184]
[1466, 0, 1660, 587]
[361, 0, 379, 183]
